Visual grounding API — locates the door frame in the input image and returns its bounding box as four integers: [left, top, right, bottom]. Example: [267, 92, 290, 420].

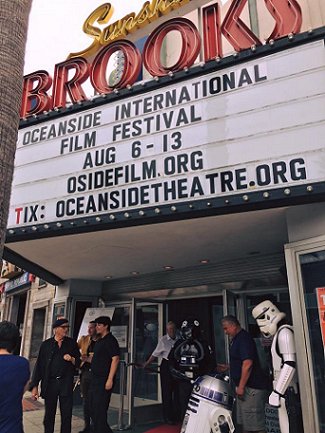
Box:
[106, 298, 165, 428]
[129, 298, 165, 425]
[284, 235, 325, 433]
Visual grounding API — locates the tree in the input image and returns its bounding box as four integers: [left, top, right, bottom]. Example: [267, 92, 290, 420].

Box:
[0, 0, 32, 262]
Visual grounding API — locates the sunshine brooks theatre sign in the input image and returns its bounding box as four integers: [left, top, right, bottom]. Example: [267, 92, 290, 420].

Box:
[20, 0, 303, 118]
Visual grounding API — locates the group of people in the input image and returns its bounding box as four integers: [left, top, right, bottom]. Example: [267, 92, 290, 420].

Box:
[0, 300, 299, 433]
[144, 301, 300, 433]
[0, 315, 119, 433]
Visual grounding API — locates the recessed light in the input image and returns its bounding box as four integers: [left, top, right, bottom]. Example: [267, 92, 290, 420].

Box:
[131, 271, 139, 275]
[200, 259, 210, 264]
[105, 275, 112, 279]
[163, 266, 174, 271]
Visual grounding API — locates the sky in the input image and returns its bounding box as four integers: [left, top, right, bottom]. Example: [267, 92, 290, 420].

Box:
[24, 0, 145, 75]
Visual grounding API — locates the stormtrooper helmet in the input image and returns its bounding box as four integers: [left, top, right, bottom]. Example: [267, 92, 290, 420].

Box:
[252, 300, 286, 337]
[181, 318, 201, 340]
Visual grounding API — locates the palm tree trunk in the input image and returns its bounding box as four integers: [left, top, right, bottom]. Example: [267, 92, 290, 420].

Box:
[0, 0, 32, 261]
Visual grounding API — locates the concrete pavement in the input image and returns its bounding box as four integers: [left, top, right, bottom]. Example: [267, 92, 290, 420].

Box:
[23, 395, 84, 433]
[22, 393, 170, 433]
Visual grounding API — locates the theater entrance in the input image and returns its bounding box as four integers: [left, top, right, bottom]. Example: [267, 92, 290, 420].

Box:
[108, 288, 290, 427]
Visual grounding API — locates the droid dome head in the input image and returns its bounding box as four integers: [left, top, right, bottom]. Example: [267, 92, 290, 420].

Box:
[252, 300, 286, 338]
[181, 318, 201, 340]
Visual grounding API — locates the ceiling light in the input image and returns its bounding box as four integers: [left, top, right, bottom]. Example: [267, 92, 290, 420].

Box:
[164, 266, 174, 271]
[200, 259, 210, 264]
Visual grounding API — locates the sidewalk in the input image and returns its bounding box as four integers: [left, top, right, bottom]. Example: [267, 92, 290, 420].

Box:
[22, 394, 181, 433]
[23, 396, 84, 433]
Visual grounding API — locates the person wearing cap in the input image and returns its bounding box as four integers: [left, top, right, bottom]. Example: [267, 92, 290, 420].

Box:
[30, 318, 80, 433]
[89, 316, 120, 433]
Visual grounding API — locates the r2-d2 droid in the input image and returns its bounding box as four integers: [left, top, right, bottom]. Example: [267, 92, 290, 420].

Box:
[181, 374, 234, 433]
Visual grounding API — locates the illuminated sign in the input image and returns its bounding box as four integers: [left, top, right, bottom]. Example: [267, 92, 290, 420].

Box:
[68, 0, 195, 59]
[20, 0, 302, 118]
[4, 273, 32, 293]
[8, 41, 325, 232]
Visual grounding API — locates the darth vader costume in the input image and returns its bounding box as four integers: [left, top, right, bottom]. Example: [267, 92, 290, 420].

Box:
[168, 318, 215, 420]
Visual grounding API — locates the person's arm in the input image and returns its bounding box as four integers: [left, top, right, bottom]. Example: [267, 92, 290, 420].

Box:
[29, 343, 45, 399]
[143, 336, 164, 367]
[105, 355, 120, 391]
[269, 327, 296, 407]
[216, 363, 229, 373]
[143, 354, 157, 368]
[63, 340, 81, 368]
[237, 359, 253, 397]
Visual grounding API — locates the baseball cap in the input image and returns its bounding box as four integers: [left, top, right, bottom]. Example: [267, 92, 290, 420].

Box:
[52, 318, 69, 329]
[94, 316, 111, 327]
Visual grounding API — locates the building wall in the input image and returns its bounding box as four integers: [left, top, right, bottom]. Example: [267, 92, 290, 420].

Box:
[20, 278, 56, 359]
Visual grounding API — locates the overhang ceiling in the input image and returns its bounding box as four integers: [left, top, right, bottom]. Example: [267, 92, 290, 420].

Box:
[4, 207, 289, 283]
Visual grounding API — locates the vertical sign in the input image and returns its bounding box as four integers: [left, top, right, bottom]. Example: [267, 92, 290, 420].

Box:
[316, 287, 325, 351]
[265, 404, 281, 433]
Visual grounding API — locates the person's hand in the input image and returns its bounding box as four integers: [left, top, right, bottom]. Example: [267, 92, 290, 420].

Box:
[216, 363, 229, 373]
[31, 386, 39, 400]
[63, 354, 73, 362]
[81, 354, 92, 363]
[236, 385, 245, 399]
[105, 378, 113, 391]
[269, 391, 281, 407]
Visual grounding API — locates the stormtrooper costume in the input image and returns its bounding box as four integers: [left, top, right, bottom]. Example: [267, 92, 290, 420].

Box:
[252, 300, 303, 433]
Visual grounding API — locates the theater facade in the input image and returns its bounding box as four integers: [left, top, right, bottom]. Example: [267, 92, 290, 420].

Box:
[3, 0, 325, 431]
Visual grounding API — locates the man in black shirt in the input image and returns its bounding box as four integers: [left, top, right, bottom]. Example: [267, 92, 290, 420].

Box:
[220, 315, 268, 433]
[89, 316, 120, 433]
[30, 318, 80, 433]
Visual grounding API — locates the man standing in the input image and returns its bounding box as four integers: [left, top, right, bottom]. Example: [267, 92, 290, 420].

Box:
[78, 321, 98, 433]
[89, 316, 120, 433]
[30, 318, 80, 433]
[221, 315, 268, 433]
[143, 321, 180, 424]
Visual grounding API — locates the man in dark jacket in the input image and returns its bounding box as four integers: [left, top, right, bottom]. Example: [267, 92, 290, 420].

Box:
[30, 318, 80, 433]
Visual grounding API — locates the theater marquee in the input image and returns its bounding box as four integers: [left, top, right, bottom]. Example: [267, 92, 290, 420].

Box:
[7, 39, 325, 236]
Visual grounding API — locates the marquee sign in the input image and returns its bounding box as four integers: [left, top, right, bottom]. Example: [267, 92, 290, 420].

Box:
[7, 39, 325, 237]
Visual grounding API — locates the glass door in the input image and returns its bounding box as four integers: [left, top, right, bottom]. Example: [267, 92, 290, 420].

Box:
[132, 299, 163, 406]
[223, 289, 237, 364]
[128, 298, 164, 426]
[107, 299, 164, 428]
[285, 237, 325, 433]
[210, 291, 237, 365]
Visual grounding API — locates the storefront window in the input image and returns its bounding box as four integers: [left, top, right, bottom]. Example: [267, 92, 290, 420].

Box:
[300, 251, 325, 433]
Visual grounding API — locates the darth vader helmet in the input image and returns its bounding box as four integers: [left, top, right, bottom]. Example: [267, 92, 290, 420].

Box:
[181, 318, 201, 340]
[252, 300, 286, 338]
